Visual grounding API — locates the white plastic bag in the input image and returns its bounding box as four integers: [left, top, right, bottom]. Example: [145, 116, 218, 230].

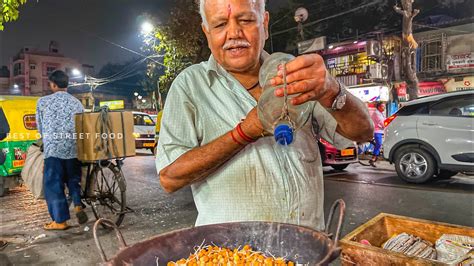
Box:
[436, 234, 474, 265]
[21, 143, 44, 199]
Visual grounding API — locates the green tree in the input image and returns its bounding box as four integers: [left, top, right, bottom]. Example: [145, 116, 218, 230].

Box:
[0, 0, 27, 30]
[142, 0, 210, 110]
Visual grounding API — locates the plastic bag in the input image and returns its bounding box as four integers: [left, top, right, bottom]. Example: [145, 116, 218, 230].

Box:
[21, 142, 44, 199]
[435, 234, 474, 265]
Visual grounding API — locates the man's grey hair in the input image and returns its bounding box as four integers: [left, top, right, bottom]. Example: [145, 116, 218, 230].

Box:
[198, 0, 266, 30]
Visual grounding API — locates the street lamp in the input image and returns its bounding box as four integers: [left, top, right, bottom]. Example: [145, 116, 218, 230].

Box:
[72, 68, 82, 77]
[11, 84, 21, 95]
[135, 95, 143, 110]
[141, 21, 154, 35]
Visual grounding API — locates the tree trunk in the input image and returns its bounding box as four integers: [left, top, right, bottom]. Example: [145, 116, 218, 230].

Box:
[394, 0, 420, 100]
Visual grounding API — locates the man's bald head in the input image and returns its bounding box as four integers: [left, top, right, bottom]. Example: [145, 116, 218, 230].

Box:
[198, 0, 266, 30]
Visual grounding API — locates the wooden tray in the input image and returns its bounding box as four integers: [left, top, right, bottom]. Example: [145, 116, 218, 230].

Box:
[340, 213, 474, 265]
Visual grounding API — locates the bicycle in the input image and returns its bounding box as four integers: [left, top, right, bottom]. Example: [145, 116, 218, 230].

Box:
[79, 158, 129, 227]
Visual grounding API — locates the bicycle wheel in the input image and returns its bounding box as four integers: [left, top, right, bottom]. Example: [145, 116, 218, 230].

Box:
[90, 162, 127, 227]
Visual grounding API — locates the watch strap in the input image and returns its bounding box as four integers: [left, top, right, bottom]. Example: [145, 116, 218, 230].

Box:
[331, 80, 347, 111]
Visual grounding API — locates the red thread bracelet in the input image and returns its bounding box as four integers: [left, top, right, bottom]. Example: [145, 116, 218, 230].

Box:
[236, 123, 256, 143]
[230, 130, 245, 145]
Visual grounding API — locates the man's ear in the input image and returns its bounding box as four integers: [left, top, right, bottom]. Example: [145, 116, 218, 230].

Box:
[263, 11, 270, 40]
[201, 23, 211, 48]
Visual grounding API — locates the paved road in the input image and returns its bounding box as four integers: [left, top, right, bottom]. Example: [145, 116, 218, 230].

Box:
[0, 151, 472, 265]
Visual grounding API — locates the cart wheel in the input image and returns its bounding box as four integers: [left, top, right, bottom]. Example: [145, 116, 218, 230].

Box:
[90, 162, 127, 228]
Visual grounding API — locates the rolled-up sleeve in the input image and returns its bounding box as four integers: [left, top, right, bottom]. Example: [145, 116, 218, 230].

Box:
[312, 101, 353, 150]
[155, 75, 199, 175]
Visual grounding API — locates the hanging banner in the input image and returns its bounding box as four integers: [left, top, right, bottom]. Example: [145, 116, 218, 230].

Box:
[298, 36, 327, 54]
[443, 76, 474, 92]
[395, 81, 446, 101]
[447, 53, 474, 70]
[446, 33, 474, 72]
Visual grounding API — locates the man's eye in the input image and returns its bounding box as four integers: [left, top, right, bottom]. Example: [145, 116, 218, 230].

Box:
[215, 23, 226, 28]
[241, 19, 254, 24]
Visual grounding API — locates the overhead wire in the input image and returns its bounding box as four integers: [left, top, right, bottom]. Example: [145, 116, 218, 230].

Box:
[69, 54, 164, 88]
[271, 0, 383, 36]
[75, 27, 163, 65]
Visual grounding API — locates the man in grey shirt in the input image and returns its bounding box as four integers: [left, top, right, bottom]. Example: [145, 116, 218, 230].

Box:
[156, 0, 373, 230]
[36, 70, 87, 230]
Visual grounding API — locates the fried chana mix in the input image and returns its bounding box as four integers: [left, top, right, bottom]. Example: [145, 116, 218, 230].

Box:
[167, 244, 295, 266]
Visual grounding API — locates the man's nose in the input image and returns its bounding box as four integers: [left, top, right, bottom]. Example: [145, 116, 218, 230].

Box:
[227, 20, 243, 39]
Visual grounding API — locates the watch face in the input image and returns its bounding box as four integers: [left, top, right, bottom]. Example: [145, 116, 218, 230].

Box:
[336, 94, 347, 110]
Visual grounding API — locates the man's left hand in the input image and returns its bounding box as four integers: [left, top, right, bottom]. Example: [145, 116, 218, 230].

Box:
[270, 53, 338, 108]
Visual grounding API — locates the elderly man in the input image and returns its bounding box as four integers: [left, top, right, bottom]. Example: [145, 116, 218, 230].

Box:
[156, 0, 373, 230]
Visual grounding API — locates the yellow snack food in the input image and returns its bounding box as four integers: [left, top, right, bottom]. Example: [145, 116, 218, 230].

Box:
[168, 245, 295, 266]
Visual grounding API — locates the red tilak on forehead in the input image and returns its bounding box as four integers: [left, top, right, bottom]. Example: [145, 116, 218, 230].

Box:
[227, 4, 232, 18]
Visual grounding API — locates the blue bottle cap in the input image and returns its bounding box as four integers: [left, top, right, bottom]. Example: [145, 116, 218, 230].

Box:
[274, 124, 293, 145]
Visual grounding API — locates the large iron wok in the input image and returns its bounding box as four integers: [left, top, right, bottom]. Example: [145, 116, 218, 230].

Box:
[94, 200, 346, 265]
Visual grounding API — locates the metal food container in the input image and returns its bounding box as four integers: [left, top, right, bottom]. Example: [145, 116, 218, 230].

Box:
[94, 200, 346, 265]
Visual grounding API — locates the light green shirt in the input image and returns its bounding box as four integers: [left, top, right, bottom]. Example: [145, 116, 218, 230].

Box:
[156, 54, 352, 231]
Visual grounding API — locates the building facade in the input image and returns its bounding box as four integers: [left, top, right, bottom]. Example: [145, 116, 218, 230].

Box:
[395, 22, 474, 100]
[0, 66, 10, 95]
[9, 41, 83, 96]
[304, 21, 473, 104]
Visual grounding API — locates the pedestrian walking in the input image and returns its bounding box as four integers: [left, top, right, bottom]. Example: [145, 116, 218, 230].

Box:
[370, 102, 386, 166]
[36, 70, 88, 230]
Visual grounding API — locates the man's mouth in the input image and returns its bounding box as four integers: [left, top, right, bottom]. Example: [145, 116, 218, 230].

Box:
[226, 46, 247, 51]
[226, 47, 248, 56]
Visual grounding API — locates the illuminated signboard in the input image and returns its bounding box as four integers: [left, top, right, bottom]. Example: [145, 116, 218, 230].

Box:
[99, 100, 125, 110]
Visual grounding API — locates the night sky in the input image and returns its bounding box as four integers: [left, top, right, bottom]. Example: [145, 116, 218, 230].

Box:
[0, 0, 175, 70]
[0, 0, 471, 73]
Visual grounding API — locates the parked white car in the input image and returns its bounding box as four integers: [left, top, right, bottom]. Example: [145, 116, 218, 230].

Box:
[383, 90, 474, 183]
[132, 112, 156, 154]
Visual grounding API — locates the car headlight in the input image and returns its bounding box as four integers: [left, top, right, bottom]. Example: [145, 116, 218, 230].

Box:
[132, 132, 140, 138]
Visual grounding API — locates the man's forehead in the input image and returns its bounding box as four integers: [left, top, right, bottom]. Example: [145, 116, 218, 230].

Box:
[205, 0, 260, 18]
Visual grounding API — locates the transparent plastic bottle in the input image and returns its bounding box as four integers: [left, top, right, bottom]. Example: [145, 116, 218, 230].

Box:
[257, 52, 313, 145]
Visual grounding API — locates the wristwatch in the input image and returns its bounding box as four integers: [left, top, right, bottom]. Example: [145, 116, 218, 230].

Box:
[331, 80, 347, 111]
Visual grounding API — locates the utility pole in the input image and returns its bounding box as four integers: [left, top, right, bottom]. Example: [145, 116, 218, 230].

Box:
[394, 0, 420, 100]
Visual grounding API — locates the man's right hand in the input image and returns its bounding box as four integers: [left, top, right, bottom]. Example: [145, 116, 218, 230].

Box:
[240, 107, 265, 140]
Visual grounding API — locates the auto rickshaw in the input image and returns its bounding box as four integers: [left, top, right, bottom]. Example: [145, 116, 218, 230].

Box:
[153, 110, 163, 155]
[0, 96, 39, 196]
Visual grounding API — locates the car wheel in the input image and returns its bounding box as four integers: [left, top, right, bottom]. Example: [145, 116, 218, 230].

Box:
[437, 170, 458, 179]
[332, 164, 349, 171]
[394, 146, 436, 184]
